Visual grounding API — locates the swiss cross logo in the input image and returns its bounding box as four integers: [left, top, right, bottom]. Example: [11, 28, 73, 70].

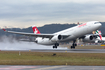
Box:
[34, 28, 38, 34]
[32, 26, 40, 34]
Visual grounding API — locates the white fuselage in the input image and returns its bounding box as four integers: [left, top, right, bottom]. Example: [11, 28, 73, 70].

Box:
[36, 21, 102, 45]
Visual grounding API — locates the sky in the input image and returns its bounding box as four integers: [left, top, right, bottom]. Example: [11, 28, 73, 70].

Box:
[0, 0, 105, 28]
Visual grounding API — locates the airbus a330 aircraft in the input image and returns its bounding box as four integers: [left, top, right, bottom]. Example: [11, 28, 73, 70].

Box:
[3, 21, 102, 49]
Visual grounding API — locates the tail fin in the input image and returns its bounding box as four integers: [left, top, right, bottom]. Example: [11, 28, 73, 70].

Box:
[96, 30, 102, 40]
[32, 25, 40, 34]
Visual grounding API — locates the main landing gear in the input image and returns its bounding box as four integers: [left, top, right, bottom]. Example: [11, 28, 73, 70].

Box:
[53, 43, 59, 49]
[71, 40, 77, 49]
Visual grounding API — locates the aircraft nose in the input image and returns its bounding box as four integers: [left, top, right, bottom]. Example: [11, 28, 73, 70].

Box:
[97, 23, 102, 30]
[94, 22, 102, 29]
[98, 23, 102, 27]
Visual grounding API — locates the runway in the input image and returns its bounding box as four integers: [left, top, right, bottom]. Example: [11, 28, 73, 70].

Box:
[30, 49, 105, 53]
[2, 49, 105, 53]
[0, 65, 105, 70]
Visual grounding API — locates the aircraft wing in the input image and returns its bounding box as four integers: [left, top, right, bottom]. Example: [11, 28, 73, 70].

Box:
[3, 29, 54, 38]
[3, 29, 69, 38]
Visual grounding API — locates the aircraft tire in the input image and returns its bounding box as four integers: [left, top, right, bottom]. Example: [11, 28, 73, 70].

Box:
[73, 46, 75, 49]
[53, 46, 57, 49]
[71, 45, 75, 49]
[75, 44, 77, 46]
[53, 46, 55, 49]
[71, 46, 73, 49]
[55, 46, 57, 48]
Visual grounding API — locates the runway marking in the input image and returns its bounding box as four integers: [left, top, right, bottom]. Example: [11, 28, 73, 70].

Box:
[32, 66, 66, 70]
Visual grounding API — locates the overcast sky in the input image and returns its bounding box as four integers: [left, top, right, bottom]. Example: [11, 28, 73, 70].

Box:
[0, 0, 105, 28]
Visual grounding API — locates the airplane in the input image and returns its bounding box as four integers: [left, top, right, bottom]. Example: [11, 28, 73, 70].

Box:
[82, 30, 105, 43]
[3, 21, 102, 49]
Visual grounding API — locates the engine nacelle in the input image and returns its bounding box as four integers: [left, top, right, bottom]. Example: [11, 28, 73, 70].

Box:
[51, 35, 62, 42]
[35, 37, 57, 45]
[35, 37, 42, 44]
[83, 35, 94, 41]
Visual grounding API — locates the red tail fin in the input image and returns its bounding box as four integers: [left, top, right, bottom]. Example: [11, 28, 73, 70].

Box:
[32, 25, 40, 34]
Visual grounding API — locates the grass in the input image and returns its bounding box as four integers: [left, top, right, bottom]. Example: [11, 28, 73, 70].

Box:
[0, 51, 105, 65]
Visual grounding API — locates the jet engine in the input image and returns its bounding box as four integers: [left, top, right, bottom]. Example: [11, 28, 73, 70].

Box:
[82, 35, 97, 42]
[35, 37, 43, 44]
[83, 35, 94, 41]
[51, 35, 62, 42]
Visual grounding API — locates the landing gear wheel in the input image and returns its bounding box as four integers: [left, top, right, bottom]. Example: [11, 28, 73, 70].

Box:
[73, 46, 75, 49]
[71, 46, 73, 49]
[53, 43, 59, 49]
[55, 46, 57, 48]
[53, 46, 57, 49]
[74, 44, 77, 46]
[71, 46, 75, 49]
[53, 46, 55, 49]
